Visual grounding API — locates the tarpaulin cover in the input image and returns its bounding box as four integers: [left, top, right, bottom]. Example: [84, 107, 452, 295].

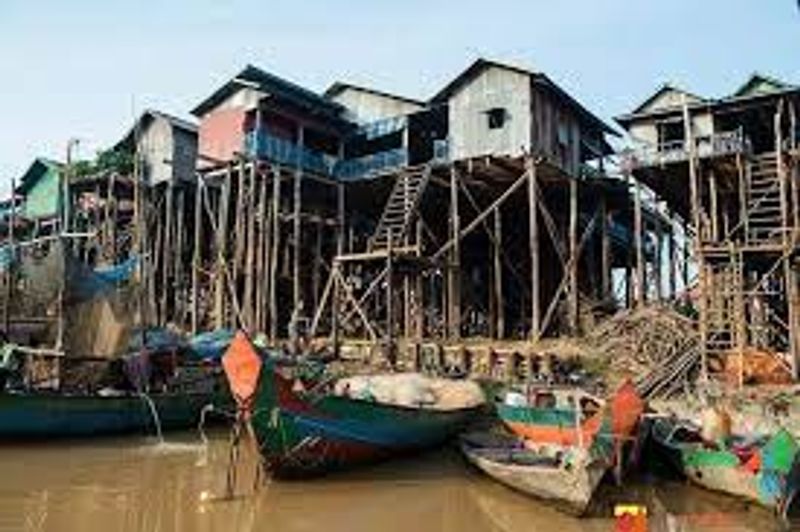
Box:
[222, 331, 262, 404]
[188, 328, 235, 361]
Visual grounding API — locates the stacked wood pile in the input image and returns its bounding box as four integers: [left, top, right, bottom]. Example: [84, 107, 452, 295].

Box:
[584, 305, 701, 399]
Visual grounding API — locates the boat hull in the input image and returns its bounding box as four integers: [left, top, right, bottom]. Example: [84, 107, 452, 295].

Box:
[249, 365, 480, 477]
[461, 434, 606, 515]
[0, 391, 214, 438]
[651, 419, 800, 519]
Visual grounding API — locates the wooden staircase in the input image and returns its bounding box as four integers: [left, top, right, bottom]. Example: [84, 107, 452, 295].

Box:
[368, 166, 431, 251]
[746, 152, 784, 243]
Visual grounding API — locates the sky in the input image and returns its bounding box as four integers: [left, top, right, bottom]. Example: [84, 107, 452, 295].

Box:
[0, 0, 798, 192]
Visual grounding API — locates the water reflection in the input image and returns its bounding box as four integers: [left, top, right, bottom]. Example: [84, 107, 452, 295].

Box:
[0, 432, 783, 532]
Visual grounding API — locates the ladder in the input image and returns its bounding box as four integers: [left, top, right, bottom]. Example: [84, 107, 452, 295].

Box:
[368, 166, 431, 251]
[746, 152, 784, 244]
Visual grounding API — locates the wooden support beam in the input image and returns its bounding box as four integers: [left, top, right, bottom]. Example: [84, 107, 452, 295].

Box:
[528, 157, 540, 341]
[600, 193, 611, 300]
[655, 212, 664, 301]
[243, 162, 257, 330]
[215, 166, 231, 329]
[448, 165, 461, 339]
[668, 210, 677, 299]
[293, 127, 305, 315]
[568, 174, 578, 332]
[431, 169, 528, 261]
[633, 177, 645, 306]
[269, 165, 281, 340]
[493, 208, 504, 339]
[191, 179, 203, 334]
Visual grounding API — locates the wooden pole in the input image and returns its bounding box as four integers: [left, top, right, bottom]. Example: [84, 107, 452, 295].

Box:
[243, 162, 257, 330]
[493, 208, 504, 339]
[668, 210, 677, 299]
[568, 174, 579, 332]
[415, 218, 425, 341]
[269, 165, 281, 340]
[293, 127, 305, 316]
[655, 211, 664, 301]
[215, 166, 232, 329]
[161, 182, 173, 322]
[633, 177, 645, 306]
[600, 192, 611, 300]
[255, 167, 269, 332]
[528, 157, 540, 341]
[683, 98, 707, 382]
[448, 165, 460, 339]
[191, 178, 202, 334]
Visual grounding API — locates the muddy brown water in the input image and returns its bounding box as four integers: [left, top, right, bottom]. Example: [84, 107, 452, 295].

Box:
[0, 430, 785, 532]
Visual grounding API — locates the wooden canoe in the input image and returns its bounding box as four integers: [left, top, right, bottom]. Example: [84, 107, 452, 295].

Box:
[241, 360, 482, 477]
[461, 431, 607, 516]
[651, 417, 800, 521]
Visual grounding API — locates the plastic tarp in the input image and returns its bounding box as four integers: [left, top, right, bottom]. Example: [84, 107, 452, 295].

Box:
[188, 328, 235, 361]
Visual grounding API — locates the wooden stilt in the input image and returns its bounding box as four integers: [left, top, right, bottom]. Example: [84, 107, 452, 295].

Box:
[191, 178, 202, 334]
[600, 193, 611, 300]
[269, 165, 281, 340]
[568, 174, 578, 332]
[493, 208, 504, 339]
[448, 166, 461, 339]
[528, 157, 540, 341]
[215, 166, 232, 329]
[243, 162, 257, 330]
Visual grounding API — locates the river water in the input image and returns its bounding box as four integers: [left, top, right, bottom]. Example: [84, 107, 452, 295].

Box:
[0, 430, 783, 532]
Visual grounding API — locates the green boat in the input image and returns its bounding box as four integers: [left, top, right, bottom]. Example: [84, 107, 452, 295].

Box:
[0, 389, 221, 439]
[651, 417, 800, 521]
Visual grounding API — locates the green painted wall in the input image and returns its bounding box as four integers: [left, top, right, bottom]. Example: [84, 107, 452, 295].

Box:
[22, 163, 61, 220]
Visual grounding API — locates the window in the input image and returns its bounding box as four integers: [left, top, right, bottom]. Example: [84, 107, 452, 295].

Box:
[486, 107, 507, 129]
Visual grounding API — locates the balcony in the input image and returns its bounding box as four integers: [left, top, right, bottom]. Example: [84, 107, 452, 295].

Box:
[335, 148, 408, 181]
[629, 130, 749, 170]
[244, 131, 338, 176]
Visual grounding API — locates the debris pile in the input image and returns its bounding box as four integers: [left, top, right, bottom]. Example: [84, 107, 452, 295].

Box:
[585, 305, 701, 399]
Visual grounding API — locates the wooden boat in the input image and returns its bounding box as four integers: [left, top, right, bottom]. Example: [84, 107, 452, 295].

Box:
[222, 332, 483, 477]
[460, 430, 607, 515]
[0, 390, 215, 438]
[495, 381, 645, 479]
[496, 381, 644, 449]
[651, 417, 800, 521]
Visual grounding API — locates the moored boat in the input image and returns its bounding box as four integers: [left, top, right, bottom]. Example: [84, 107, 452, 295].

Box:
[650, 416, 800, 521]
[0, 389, 216, 438]
[460, 430, 607, 516]
[222, 332, 484, 477]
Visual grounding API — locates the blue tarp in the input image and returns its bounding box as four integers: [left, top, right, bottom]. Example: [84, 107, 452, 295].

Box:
[188, 328, 235, 361]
